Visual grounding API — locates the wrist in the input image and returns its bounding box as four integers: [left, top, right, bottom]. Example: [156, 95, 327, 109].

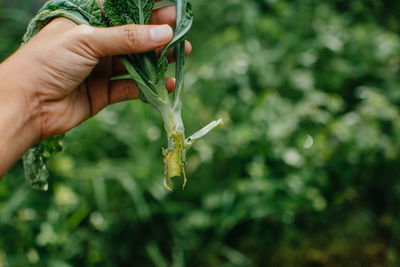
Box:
[0, 55, 42, 176]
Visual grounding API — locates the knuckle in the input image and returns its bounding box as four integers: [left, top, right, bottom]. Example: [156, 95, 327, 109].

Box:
[71, 25, 99, 58]
[73, 24, 94, 40]
[121, 25, 139, 50]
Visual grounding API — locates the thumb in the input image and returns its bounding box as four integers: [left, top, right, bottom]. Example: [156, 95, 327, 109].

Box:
[74, 24, 173, 57]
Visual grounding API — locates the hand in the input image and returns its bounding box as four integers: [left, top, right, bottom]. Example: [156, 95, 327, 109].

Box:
[17, 2, 191, 140]
[0, 2, 191, 176]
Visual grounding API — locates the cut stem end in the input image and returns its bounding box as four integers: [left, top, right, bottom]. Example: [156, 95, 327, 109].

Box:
[163, 132, 187, 190]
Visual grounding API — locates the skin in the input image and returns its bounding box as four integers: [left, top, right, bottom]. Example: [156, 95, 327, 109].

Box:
[0, 1, 192, 177]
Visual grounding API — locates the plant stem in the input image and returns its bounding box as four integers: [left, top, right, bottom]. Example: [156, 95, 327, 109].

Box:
[159, 105, 186, 190]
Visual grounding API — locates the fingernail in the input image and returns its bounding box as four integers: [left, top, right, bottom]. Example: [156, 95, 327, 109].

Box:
[150, 25, 172, 42]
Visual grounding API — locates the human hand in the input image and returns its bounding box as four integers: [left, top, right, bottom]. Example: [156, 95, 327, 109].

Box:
[0, 1, 191, 176]
[5, 1, 191, 141]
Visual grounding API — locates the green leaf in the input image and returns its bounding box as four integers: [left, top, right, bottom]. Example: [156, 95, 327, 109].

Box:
[154, 0, 175, 9]
[157, 4, 193, 70]
[118, 55, 163, 106]
[104, 0, 156, 26]
[23, 135, 64, 191]
[23, 0, 106, 44]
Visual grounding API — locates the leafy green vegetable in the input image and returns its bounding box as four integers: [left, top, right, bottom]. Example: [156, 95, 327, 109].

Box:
[103, 0, 154, 25]
[22, 0, 221, 191]
[22, 0, 106, 44]
[23, 135, 64, 190]
[104, 0, 222, 189]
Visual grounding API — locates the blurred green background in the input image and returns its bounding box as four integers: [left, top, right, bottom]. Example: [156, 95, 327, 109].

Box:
[2, 0, 400, 266]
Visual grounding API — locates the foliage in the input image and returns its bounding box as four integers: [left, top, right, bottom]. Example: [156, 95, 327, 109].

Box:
[1, 0, 400, 266]
[24, 135, 64, 191]
[104, 0, 221, 189]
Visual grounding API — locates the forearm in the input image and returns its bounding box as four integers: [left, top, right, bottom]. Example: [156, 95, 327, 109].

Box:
[0, 56, 41, 177]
